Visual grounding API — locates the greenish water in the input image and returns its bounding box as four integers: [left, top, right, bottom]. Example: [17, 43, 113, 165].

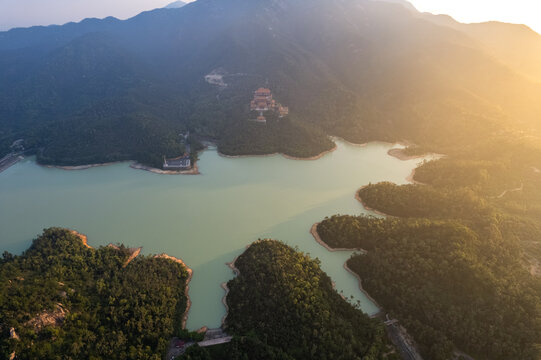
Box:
[0, 140, 433, 329]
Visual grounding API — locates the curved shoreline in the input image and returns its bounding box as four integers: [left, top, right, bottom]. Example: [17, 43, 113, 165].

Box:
[405, 168, 426, 185]
[37, 139, 429, 174]
[43, 160, 200, 175]
[154, 254, 194, 329]
[69, 231, 192, 328]
[387, 148, 426, 161]
[329, 136, 368, 148]
[44, 161, 123, 170]
[310, 223, 366, 253]
[355, 186, 393, 217]
[130, 161, 199, 175]
[221, 255, 241, 326]
[218, 143, 338, 161]
[343, 262, 382, 317]
[309, 223, 381, 317]
[220, 282, 230, 326]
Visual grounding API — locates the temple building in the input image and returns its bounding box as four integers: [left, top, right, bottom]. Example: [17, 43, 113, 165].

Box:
[249, 88, 289, 123]
[163, 155, 191, 170]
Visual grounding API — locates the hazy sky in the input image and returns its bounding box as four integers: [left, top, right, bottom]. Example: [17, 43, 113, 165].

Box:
[0, 0, 540, 34]
[410, 0, 541, 34]
[0, 0, 194, 30]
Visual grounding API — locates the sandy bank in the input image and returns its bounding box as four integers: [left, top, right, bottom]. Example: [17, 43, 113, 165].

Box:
[130, 161, 199, 175]
[70, 230, 92, 249]
[155, 254, 193, 329]
[43, 159, 200, 175]
[329, 136, 368, 148]
[310, 223, 366, 253]
[405, 168, 426, 185]
[45, 161, 122, 170]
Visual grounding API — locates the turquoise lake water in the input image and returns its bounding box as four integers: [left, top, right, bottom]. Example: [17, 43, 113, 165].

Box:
[0, 140, 432, 329]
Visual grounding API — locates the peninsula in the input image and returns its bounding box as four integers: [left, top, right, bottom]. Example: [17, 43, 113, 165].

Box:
[0, 228, 192, 360]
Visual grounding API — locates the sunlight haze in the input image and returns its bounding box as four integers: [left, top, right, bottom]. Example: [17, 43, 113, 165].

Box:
[0, 0, 539, 34]
[0, 0, 194, 30]
[409, 0, 541, 34]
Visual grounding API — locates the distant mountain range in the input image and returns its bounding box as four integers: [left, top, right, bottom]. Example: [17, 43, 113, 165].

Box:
[1, 0, 540, 166]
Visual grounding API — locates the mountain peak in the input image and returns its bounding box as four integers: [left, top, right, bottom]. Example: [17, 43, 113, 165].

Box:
[373, 0, 417, 12]
[164, 1, 187, 9]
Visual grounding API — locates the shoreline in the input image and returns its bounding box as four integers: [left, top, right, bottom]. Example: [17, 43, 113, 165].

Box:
[42, 159, 200, 175]
[130, 161, 200, 175]
[343, 262, 382, 317]
[329, 135, 368, 148]
[405, 168, 425, 185]
[221, 254, 242, 326]
[282, 143, 338, 161]
[154, 254, 194, 329]
[64, 231, 194, 330]
[310, 223, 366, 253]
[355, 186, 393, 217]
[44, 161, 123, 171]
[32, 139, 435, 175]
[218, 143, 338, 162]
[220, 282, 230, 326]
[308, 223, 382, 317]
[0, 153, 24, 173]
[387, 148, 426, 161]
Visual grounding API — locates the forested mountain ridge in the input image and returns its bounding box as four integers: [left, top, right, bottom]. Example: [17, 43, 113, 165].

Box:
[1, 0, 541, 166]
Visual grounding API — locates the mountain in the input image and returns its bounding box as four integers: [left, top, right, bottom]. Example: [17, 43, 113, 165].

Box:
[422, 14, 541, 83]
[165, 1, 187, 8]
[375, 0, 417, 12]
[1, 0, 541, 166]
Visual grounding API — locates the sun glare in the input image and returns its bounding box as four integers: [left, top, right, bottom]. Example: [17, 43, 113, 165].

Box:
[410, 0, 541, 34]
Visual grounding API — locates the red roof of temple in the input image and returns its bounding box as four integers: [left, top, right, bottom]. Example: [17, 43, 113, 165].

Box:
[255, 88, 271, 95]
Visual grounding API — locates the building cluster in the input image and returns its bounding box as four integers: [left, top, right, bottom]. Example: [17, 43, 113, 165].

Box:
[249, 88, 289, 123]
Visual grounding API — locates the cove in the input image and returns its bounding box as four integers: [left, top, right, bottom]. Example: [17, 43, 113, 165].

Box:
[0, 140, 434, 329]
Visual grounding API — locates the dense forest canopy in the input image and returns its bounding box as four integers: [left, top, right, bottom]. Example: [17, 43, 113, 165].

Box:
[316, 135, 541, 360]
[0, 228, 191, 359]
[1, 0, 541, 166]
[220, 240, 392, 360]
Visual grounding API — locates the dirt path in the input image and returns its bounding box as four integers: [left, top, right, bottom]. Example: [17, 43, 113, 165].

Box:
[495, 183, 524, 199]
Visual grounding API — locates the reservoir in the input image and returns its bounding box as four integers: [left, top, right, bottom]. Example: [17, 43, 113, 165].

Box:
[0, 140, 433, 329]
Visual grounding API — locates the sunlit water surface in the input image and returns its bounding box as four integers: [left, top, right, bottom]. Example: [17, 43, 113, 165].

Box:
[0, 140, 433, 329]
